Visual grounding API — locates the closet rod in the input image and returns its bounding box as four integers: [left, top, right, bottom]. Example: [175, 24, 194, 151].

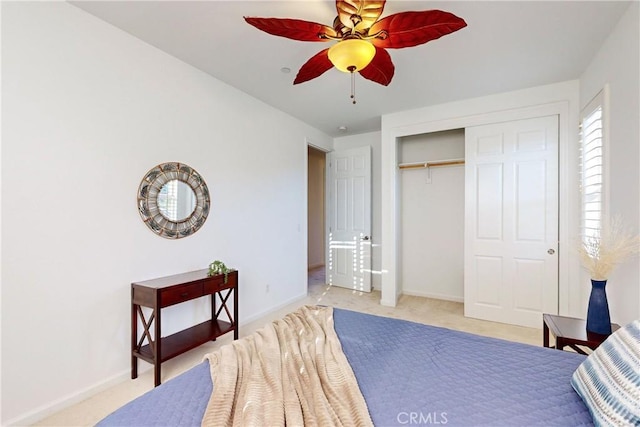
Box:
[398, 159, 465, 170]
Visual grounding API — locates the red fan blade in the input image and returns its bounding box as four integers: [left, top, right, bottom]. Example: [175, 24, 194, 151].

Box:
[359, 47, 394, 86]
[336, 0, 386, 32]
[370, 10, 466, 49]
[294, 49, 334, 84]
[244, 17, 336, 42]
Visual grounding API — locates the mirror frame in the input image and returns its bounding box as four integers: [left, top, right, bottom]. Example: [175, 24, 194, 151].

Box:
[137, 162, 210, 239]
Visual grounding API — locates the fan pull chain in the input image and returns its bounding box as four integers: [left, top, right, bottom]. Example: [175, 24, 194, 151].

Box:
[347, 65, 356, 104]
[349, 67, 357, 104]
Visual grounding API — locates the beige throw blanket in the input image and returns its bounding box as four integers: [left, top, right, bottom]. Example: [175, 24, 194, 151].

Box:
[201, 305, 373, 427]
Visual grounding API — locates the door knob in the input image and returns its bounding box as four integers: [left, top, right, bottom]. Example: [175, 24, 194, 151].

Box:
[361, 236, 370, 241]
[547, 249, 555, 255]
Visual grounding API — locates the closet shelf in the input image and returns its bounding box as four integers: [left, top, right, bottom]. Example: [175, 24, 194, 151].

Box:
[398, 158, 465, 170]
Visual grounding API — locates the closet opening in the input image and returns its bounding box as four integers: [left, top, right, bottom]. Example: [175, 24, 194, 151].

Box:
[398, 129, 466, 302]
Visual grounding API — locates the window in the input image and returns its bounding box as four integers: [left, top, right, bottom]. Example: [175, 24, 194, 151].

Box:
[580, 89, 607, 239]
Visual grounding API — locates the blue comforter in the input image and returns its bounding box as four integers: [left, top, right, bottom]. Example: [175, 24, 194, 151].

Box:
[99, 308, 592, 426]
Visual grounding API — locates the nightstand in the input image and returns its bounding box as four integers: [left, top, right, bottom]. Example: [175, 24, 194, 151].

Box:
[543, 313, 619, 355]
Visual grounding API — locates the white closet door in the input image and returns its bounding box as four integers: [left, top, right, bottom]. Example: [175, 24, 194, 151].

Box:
[464, 116, 559, 328]
[327, 146, 372, 292]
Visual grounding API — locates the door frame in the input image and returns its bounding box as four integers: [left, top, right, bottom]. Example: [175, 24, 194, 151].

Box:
[380, 88, 580, 317]
[307, 144, 328, 272]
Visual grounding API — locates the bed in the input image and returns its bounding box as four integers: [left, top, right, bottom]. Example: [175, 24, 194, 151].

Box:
[99, 307, 602, 426]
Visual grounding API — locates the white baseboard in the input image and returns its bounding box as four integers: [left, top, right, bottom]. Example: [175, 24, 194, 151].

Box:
[5, 369, 131, 427]
[8, 293, 309, 427]
[402, 290, 464, 303]
[380, 297, 397, 307]
[241, 292, 308, 325]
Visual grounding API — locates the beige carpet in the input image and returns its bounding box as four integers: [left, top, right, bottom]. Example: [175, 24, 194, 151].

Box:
[33, 268, 541, 426]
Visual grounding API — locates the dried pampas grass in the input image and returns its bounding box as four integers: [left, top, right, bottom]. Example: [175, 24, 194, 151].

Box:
[578, 217, 640, 280]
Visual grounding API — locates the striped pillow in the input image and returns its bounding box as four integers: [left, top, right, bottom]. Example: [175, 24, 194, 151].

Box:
[571, 319, 640, 426]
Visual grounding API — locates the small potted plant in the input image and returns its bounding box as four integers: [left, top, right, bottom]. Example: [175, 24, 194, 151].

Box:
[208, 260, 234, 284]
[577, 217, 639, 334]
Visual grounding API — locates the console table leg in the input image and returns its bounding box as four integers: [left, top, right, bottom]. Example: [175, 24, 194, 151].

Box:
[234, 281, 239, 340]
[211, 293, 216, 342]
[154, 366, 161, 387]
[154, 300, 161, 387]
[131, 300, 138, 379]
[543, 321, 549, 348]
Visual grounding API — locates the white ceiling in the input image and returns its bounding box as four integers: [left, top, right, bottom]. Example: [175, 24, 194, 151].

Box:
[70, 1, 631, 137]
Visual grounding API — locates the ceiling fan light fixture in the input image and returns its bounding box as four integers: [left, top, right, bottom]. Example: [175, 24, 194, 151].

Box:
[245, 0, 467, 89]
[328, 39, 376, 73]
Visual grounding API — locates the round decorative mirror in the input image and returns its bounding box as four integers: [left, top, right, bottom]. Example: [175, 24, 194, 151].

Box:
[137, 162, 210, 239]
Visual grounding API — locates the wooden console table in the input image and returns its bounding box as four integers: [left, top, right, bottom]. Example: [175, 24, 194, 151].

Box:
[131, 269, 238, 386]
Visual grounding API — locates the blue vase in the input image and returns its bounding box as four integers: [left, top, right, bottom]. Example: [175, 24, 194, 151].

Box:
[586, 279, 612, 335]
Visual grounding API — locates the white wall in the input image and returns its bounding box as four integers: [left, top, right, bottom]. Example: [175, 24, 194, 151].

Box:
[333, 132, 382, 290]
[579, 2, 640, 323]
[400, 130, 465, 301]
[1, 2, 331, 424]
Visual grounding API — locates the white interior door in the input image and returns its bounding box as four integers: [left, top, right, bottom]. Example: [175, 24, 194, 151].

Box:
[464, 116, 559, 328]
[327, 146, 372, 292]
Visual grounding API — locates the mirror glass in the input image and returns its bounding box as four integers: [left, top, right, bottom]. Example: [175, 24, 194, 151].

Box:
[157, 180, 197, 221]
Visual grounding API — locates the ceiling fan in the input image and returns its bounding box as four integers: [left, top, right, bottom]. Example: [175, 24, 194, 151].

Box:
[244, 0, 466, 103]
